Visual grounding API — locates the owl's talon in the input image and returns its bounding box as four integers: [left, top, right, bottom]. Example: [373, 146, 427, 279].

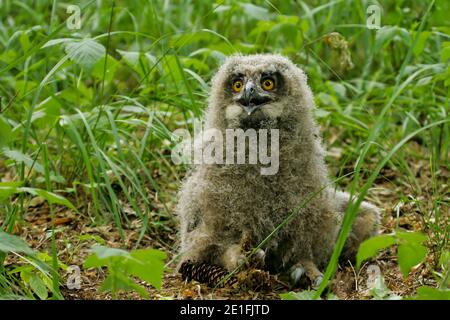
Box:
[290, 266, 305, 284]
[312, 275, 323, 289]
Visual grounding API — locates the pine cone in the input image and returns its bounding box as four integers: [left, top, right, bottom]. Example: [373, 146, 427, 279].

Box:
[179, 260, 237, 287]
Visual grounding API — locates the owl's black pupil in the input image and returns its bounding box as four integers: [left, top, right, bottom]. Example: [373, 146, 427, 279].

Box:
[236, 82, 241, 88]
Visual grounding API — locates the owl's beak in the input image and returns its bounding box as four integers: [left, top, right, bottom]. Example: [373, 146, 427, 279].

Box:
[239, 81, 269, 115]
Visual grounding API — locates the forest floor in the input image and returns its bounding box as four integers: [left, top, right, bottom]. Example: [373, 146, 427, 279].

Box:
[2, 141, 447, 300]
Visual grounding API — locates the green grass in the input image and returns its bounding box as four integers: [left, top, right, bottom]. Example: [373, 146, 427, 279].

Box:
[0, 0, 449, 299]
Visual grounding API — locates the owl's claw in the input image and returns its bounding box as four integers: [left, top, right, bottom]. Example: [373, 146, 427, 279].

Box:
[289, 260, 323, 289]
[290, 266, 305, 284]
[312, 275, 323, 289]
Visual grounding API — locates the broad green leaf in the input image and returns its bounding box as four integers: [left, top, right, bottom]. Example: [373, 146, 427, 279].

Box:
[14, 80, 37, 98]
[117, 49, 140, 68]
[0, 49, 17, 63]
[8, 265, 33, 274]
[65, 39, 106, 70]
[439, 250, 450, 271]
[356, 234, 396, 269]
[83, 245, 129, 268]
[90, 245, 129, 260]
[36, 252, 68, 270]
[314, 109, 330, 118]
[0, 182, 22, 188]
[374, 26, 398, 52]
[411, 286, 450, 300]
[41, 38, 75, 48]
[0, 231, 34, 256]
[374, 26, 410, 52]
[413, 31, 430, 57]
[83, 246, 166, 293]
[128, 249, 166, 289]
[91, 55, 119, 82]
[29, 273, 48, 300]
[397, 243, 427, 277]
[83, 254, 103, 268]
[1, 148, 44, 174]
[0, 187, 18, 203]
[19, 32, 31, 52]
[239, 3, 270, 20]
[0, 181, 21, 202]
[416, 76, 432, 86]
[440, 46, 450, 63]
[395, 230, 427, 244]
[33, 96, 62, 126]
[100, 272, 148, 298]
[280, 290, 317, 300]
[19, 187, 76, 210]
[78, 234, 106, 245]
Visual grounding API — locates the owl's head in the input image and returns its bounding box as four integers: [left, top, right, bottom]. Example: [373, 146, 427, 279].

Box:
[207, 54, 314, 129]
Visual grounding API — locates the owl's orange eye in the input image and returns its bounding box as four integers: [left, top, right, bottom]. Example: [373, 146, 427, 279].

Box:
[261, 78, 275, 91]
[232, 80, 243, 92]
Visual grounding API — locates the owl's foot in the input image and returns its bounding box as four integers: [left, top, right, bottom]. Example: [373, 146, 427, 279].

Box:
[289, 260, 323, 289]
[312, 275, 323, 289]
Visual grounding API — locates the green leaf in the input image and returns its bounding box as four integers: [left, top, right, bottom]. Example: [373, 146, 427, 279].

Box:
[1, 148, 44, 174]
[0, 182, 20, 203]
[395, 230, 427, 244]
[117, 49, 141, 68]
[314, 109, 330, 118]
[90, 246, 129, 260]
[41, 38, 75, 48]
[374, 26, 399, 52]
[439, 250, 450, 271]
[83, 245, 129, 268]
[8, 265, 33, 274]
[397, 243, 427, 277]
[78, 234, 106, 245]
[280, 290, 317, 300]
[65, 39, 106, 70]
[83, 254, 103, 268]
[83, 246, 166, 293]
[239, 3, 270, 20]
[441, 42, 450, 63]
[36, 252, 68, 270]
[356, 234, 396, 269]
[128, 249, 166, 290]
[411, 286, 450, 300]
[91, 55, 119, 82]
[0, 231, 34, 256]
[29, 273, 48, 300]
[19, 187, 76, 210]
[413, 31, 430, 57]
[100, 272, 148, 298]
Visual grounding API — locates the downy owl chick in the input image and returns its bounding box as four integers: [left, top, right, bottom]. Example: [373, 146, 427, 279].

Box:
[176, 54, 380, 287]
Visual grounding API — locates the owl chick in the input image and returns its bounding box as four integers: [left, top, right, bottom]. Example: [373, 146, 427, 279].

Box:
[176, 54, 380, 287]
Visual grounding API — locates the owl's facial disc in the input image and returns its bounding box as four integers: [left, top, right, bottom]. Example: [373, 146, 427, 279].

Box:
[238, 81, 271, 115]
[230, 72, 282, 115]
